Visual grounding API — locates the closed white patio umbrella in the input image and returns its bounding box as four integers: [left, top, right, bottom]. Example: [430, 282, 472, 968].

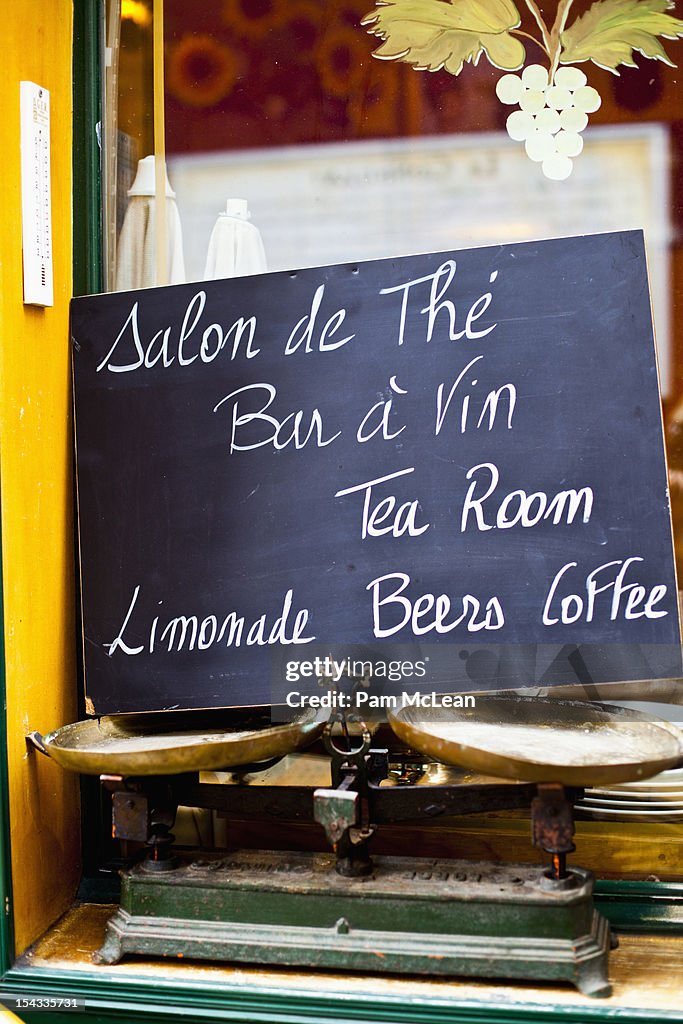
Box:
[116, 155, 186, 291]
[204, 198, 267, 280]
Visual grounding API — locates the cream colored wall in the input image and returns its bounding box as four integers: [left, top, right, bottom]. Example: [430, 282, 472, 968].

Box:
[0, 2, 81, 955]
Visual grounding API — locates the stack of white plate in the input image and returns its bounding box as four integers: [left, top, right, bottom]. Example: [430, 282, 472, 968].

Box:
[577, 701, 683, 822]
[578, 767, 683, 822]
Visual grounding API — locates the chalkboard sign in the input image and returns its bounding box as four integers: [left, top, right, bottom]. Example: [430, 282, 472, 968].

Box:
[71, 230, 681, 715]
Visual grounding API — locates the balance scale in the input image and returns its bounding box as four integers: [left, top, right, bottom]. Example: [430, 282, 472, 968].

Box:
[31, 694, 683, 998]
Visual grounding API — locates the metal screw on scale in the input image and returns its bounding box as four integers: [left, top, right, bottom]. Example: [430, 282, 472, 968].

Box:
[143, 828, 177, 871]
[532, 782, 580, 886]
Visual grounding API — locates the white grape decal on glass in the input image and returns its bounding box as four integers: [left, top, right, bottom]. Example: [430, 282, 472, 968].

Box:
[362, 0, 683, 178]
[497, 63, 600, 179]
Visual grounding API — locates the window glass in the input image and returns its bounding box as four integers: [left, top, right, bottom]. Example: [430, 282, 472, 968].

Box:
[107, 2, 683, 393]
[101, 0, 683, 878]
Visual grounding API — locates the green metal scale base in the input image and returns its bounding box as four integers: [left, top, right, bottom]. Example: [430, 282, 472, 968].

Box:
[95, 850, 613, 997]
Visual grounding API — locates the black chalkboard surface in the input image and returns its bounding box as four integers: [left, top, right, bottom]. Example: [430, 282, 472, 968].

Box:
[71, 230, 681, 714]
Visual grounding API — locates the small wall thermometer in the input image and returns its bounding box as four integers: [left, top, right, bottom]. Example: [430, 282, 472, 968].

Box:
[20, 81, 53, 307]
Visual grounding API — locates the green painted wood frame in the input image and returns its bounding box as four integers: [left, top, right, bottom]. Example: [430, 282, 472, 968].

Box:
[0, 2, 682, 1021]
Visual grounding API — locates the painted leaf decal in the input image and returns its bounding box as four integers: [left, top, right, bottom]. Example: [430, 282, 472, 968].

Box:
[361, 0, 525, 75]
[560, 0, 683, 72]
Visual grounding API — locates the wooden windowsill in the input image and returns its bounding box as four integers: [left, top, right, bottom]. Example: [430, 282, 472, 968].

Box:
[15, 903, 683, 1015]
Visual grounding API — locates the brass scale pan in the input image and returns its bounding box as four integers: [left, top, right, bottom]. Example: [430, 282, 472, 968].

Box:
[34, 707, 329, 776]
[35, 696, 683, 785]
